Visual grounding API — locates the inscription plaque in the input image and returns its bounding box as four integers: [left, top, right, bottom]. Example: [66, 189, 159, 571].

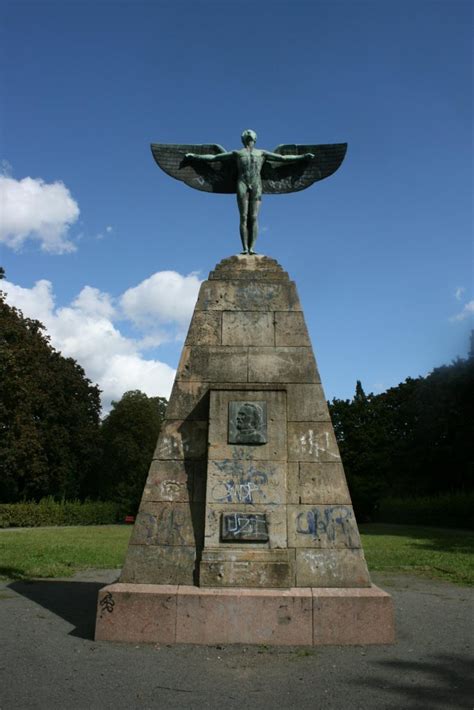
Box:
[228, 401, 267, 444]
[221, 512, 269, 542]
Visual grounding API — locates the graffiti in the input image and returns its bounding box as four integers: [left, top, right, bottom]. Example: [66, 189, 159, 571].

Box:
[298, 429, 338, 459]
[100, 592, 115, 614]
[221, 512, 269, 541]
[296, 506, 356, 545]
[211, 455, 270, 504]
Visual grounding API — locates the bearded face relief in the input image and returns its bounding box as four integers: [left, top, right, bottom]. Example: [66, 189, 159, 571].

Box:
[228, 401, 267, 445]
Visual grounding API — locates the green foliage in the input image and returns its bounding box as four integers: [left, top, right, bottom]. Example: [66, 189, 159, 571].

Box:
[0, 497, 122, 528]
[98, 390, 167, 514]
[376, 492, 474, 529]
[330, 357, 474, 520]
[0, 290, 102, 502]
[0, 525, 131, 580]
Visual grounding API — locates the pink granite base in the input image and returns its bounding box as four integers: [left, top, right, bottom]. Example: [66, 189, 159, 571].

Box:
[95, 583, 395, 645]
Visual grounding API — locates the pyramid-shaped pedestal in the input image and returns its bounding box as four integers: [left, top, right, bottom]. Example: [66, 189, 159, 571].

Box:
[96, 256, 394, 645]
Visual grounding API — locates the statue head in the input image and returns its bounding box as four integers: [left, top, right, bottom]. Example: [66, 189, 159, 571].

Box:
[241, 129, 257, 147]
[236, 402, 263, 433]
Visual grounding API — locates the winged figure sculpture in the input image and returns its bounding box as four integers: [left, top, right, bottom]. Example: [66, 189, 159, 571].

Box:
[151, 129, 347, 255]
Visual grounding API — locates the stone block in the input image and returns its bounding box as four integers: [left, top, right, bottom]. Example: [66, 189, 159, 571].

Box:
[176, 586, 313, 645]
[295, 548, 371, 587]
[199, 549, 295, 588]
[185, 311, 222, 345]
[286, 462, 300, 504]
[95, 583, 178, 643]
[208, 389, 287, 461]
[207, 460, 287, 506]
[130, 502, 204, 548]
[287, 504, 362, 548]
[204, 503, 287, 549]
[154, 420, 208, 460]
[165, 381, 210, 420]
[274, 311, 311, 346]
[222, 311, 274, 346]
[120, 545, 197, 585]
[288, 422, 341, 462]
[177, 346, 248, 382]
[298, 462, 352, 505]
[248, 347, 319, 383]
[142, 459, 192, 503]
[196, 280, 301, 312]
[209, 254, 289, 281]
[287, 384, 330, 421]
[312, 586, 395, 645]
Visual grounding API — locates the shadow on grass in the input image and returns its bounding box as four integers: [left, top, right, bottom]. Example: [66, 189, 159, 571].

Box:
[360, 524, 474, 554]
[8, 578, 106, 641]
[352, 653, 474, 710]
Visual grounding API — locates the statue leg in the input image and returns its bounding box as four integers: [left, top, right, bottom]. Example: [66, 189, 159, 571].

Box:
[237, 191, 249, 254]
[247, 198, 261, 254]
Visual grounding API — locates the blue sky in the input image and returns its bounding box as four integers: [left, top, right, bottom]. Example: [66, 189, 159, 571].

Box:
[1, 0, 472, 412]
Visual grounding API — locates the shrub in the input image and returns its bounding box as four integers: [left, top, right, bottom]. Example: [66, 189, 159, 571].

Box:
[376, 492, 474, 530]
[0, 497, 124, 528]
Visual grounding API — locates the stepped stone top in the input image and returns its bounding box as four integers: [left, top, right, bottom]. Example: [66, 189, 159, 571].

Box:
[209, 255, 289, 281]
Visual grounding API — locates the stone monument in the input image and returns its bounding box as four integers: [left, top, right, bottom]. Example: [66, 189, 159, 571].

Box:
[95, 133, 394, 646]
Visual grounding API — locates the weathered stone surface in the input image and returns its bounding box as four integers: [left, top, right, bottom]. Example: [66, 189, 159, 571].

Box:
[209, 255, 289, 281]
[96, 584, 178, 643]
[222, 311, 274, 346]
[120, 545, 197, 585]
[142, 459, 193, 503]
[142, 459, 207, 503]
[176, 586, 313, 644]
[207, 460, 287, 506]
[274, 311, 311, 346]
[200, 549, 295, 588]
[185, 311, 222, 345]
[298, 462, 351, 505]
[196, 280, 301, 312]
[177, 346, 248, 382]
[312, 586, 395, 645]
[295, 548, 371, 587]
[287, 384, 329, 420]
[165, 381, 210, 420]
[154, 420, 207, 460]
[288, 422, 341, 462]
[287, 504, 362, 548]
[130, 502, 204, 547]
[248, 347, 318, 383]
[204, 503, 287, 549]
[96, 583, 394, 645]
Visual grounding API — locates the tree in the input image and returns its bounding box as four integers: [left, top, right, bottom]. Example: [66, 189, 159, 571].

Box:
[329, 356, 474, 519]
[0, 285, 102, 502]
[98, 390, 167, 514]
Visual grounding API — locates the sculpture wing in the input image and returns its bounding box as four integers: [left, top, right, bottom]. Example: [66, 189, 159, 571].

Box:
[261, 143, 347, 194]
[150, 143, 237, 194]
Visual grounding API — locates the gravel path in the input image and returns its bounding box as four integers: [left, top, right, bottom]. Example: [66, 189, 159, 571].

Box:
[0, 570, 472, 710]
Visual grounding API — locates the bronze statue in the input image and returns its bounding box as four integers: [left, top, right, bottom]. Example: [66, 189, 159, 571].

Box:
[151, 130, 347, 255]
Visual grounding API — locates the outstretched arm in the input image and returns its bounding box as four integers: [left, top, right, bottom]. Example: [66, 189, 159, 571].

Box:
[185, 151, 235, 162]
[263, 150, 315, 163]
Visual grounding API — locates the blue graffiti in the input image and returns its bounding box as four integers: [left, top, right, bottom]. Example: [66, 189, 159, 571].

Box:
[296, 506, 355, 545]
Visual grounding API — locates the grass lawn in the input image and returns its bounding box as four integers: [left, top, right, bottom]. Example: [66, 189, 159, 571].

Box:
[0, 523, 472, 585]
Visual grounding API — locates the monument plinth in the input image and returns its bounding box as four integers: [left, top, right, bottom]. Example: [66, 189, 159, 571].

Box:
[95, 255, 394, 645]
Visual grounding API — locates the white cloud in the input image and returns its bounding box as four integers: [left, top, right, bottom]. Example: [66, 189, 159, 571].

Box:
[1, 270, 202, 412]
[120, 270, 201, 327]
[0, 175, 80, 253]
[106, 225, 113, 233]
[455, 287, 465, 301]
[450, 300, 474, 322]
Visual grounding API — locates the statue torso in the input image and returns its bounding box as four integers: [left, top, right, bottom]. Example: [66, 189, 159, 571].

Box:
[234, 149, 265, 192]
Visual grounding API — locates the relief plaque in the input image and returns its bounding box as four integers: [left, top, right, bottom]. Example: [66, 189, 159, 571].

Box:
[228, 401, 267, 444]
[221, 512, 269, 542]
